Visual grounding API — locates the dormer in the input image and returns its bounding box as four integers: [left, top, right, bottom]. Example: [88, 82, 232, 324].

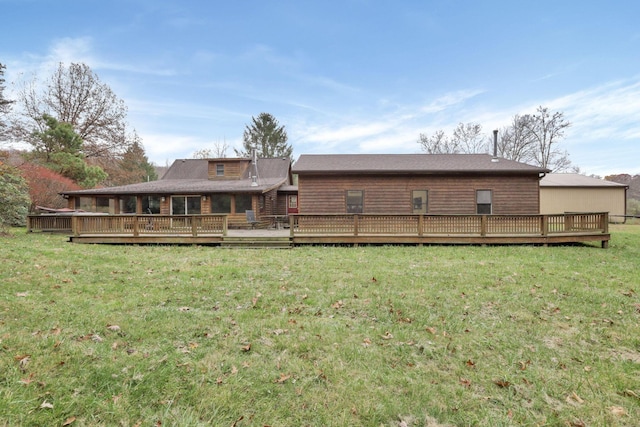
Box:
[208, 158, 252, 180]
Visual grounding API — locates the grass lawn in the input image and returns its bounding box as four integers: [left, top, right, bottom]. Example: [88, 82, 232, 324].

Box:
[1, 225, 639, 426]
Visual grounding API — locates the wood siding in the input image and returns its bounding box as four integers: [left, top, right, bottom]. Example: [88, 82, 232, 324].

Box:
[207, 159, 251, 180]
[297, 174, 541, 215]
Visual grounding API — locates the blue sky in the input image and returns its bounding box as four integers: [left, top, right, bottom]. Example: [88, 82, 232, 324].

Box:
[2, 0, 639, 175]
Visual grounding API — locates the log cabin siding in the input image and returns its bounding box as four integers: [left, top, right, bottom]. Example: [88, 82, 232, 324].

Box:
[207, 159, 250, 180]
[297, 174, 540, 215]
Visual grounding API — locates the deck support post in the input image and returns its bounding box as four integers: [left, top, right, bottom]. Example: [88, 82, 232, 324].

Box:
[480, 215, 487, 237]
[191, 216, 198, 237]
[418, 215, 424, 237]
[353, 215, 359, 236]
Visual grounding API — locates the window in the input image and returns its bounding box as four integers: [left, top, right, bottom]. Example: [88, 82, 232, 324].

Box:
[476, 190, 492, 214]
[95, 197, 111, 213]
[142, 196, 161, 214]
[412, 190, 428, 214]
[78, 197, 92, 211]
[288, 195, 298, 209]
[211, 194, 231, 213]
[216, 164, 225, 176]
[120, 196, 137, 213]
[346, 190, 363, 214]
[235, 194, 253, 213]
[171, 196, 201, 215]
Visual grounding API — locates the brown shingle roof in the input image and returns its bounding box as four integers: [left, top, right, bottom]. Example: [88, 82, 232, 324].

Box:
[62, 158, 291, 196]
[292, 154, 549, 174]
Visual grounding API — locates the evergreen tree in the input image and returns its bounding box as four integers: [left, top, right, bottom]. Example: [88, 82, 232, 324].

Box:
[0, 161, 30, 230]
[236, 113, 292, 159]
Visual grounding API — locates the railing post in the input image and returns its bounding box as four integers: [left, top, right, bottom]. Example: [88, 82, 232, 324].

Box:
[541, 215, 548, 236]
[192, 216, 197, 237]
[289, 215, 294, 238]
[481, 215, 487, 236]
[72, 215, 79, 237]
[223, 215, 228, 237]
[418, 215, 424, 237]
[353, 215, 359, 236]
[603, 212, 609, 233]
[133, 215, 139, 237]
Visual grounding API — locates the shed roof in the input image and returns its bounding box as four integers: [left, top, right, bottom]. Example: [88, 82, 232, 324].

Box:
[540, 173, 628, 188]
[62, 157, 291, 196]
[292, 154, 549, 174]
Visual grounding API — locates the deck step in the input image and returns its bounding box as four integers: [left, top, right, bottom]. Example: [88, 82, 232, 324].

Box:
[220, 236, 292, 249]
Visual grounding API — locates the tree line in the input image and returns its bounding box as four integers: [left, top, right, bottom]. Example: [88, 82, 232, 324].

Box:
[1, 62, 157, 228]
[417, 106, 573, 172]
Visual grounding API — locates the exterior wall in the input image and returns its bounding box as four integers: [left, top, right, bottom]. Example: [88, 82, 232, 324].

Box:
[208, 159, 250, 180]
[297, 174, 541, 215]
[540, 187, 626, 222]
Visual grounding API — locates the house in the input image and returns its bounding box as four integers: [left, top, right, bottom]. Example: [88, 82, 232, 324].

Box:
[60, 156, 294, 227]
[291, 154, 549, 215]
[540, 173, 628, 222]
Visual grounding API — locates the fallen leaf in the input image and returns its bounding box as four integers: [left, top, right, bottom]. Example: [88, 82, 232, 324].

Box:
[609, 406, 626, 417]
[566, 392, 584, 404]
[362, 338, 371, 347]
[62, 416, 76, 426]
[459, 378, 471, 388]
[622, 389, 640, 399]
[231, 365, 238, 375]
[16, 292, 28, 297]
[178, 307, 190, 312]
[19, 373, 35, 385]
[331, 300, 344, 309]
[425, 327, 437, 335]
[241, 343, 251, 352]
[106, 325, 121, 332]
[494, 380, 511, 388]
[381, 331, 393, 340]
[40, 400, 54, 409]
[465, 359, 475, 368]
[15, 355, 30, 372]
[275, 373, 291, 384]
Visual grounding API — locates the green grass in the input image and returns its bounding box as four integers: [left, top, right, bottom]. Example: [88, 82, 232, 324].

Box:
[1, 225, 639, 426]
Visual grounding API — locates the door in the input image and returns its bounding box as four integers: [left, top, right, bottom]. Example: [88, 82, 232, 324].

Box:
[287, 194, 299, 214]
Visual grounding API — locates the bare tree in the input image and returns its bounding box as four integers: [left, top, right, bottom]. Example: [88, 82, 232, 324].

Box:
[419, 108, 573, 172]
[16, 62, 129, 160]
[495, 115, 536, 162]
[453, 122, 486, 153]
[418, 122, 486, 154]
[193, 140, 229, 159]
[520, 106, 571, 171]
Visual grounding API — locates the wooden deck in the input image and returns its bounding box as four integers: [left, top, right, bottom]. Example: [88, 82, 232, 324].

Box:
[27, 212, 611, 248]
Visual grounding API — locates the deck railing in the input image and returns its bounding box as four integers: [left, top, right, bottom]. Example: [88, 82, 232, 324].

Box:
[27, 214, 73, 232]
[32, 212, 609, 246]
[290, 213, 609, 237]
[70, 214, 228, 237]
